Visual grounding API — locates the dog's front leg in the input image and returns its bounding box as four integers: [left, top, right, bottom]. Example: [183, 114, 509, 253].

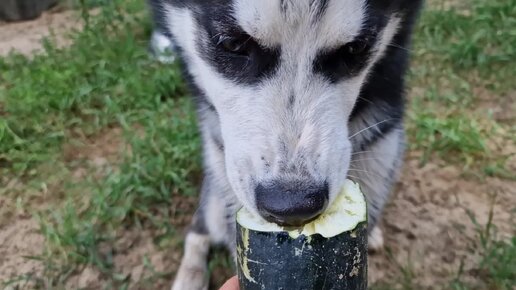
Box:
[171, 230, 210, 290]
[171, 179, 238, 290]
[171, 180, 215, 290]
[172, 126, 239, 290]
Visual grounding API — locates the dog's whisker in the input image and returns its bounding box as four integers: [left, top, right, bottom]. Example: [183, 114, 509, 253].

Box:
[350, 150, 401, 160]
[346, 174, 362, 181]
[348, 169, 371, 173]
[350, 157, 382, 164]
[243, 35, 253, 46]
[357, 96, 375, 105]
[348, 118, 397, 140]
[348, 168, 386, 180]
[211, 32, 224, 41]
[351, 150, 375, 156]
[388, 43, 412, 52]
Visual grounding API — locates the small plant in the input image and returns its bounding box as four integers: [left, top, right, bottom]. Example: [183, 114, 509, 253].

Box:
[454, 196, 516, 290]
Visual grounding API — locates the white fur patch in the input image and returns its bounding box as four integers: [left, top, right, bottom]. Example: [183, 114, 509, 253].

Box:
[233, 0, 366, 48]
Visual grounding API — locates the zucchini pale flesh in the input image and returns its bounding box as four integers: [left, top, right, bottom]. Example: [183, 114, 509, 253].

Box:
[236, 180, 367, 290]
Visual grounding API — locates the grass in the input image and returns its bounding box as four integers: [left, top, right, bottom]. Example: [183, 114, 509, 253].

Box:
[0, 0, 514, 288]
[406, 0, 515, 175]
[452, 204, 516, 290]
[1, 0, 200, 287]
[412, 0, 515, 91]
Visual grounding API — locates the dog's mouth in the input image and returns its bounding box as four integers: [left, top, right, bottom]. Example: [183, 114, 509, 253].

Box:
[261, 212, 322, 228]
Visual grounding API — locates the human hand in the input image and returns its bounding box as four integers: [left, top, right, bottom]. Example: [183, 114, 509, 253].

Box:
[219, 276, 239, 290]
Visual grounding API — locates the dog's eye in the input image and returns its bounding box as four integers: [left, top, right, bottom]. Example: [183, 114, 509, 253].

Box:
[343, 40, 369, 55]
[313, 38, 375, 81]
[218, 36, 248, 55]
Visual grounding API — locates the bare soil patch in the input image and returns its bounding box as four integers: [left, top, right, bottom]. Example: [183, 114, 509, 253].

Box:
[369, 153, 515, 289]
[0, 219, 44, 286]
[0, 8, 82, 56]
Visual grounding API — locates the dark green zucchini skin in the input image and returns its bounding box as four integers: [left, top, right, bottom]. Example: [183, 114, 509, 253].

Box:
[236, 222, 367, 290]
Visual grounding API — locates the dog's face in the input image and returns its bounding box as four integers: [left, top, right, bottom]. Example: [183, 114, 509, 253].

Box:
[166, 0, 405, 226]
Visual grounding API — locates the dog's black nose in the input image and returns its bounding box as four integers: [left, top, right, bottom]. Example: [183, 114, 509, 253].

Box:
[255, 181, 329, 227]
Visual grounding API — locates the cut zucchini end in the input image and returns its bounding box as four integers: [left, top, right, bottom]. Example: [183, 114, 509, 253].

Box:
[237, 179, 367, 238]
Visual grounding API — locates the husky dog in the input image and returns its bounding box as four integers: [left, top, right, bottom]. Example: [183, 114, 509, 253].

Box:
[148, 0, 423, 289]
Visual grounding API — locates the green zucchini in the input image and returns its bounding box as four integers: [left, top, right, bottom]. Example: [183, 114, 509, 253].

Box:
[236, 180, 367, 290]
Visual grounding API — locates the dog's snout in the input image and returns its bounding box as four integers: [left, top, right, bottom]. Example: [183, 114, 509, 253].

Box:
[255, 181, 329, 227]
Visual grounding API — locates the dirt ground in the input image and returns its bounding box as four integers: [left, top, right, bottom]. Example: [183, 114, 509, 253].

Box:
[370, 153, 515, 288]
[0, 8, 82, 56]
[1, 9, 515, 290]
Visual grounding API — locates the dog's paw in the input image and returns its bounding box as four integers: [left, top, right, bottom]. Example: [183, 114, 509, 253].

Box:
[368, 226, 384, 253]
[171, 265, 209, 290]
[150, 31, 176, 64]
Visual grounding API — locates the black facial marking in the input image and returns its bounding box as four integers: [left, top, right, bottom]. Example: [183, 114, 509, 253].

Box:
[349, 0, 424, 150]
[367, 0, 425, 14]
[313, 9, 388, 82]
[195, 7, 281, 85]
[313, 41, 374, 82]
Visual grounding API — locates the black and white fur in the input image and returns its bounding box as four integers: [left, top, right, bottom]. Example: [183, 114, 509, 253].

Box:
[148, 1, 423, 289]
